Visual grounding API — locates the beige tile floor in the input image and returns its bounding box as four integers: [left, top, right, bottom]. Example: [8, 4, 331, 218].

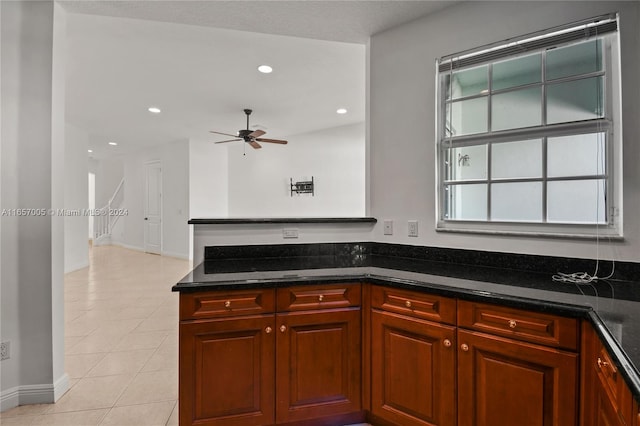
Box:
[1, 245, 371, 426]
[0, 245, 192, 426]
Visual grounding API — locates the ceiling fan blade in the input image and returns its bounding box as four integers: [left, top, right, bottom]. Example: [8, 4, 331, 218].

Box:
[209, 131, 239, 137]
[248, 129, 266, 138]
[249, 141, 262, 149]
[255, 138, 288, 144]
[214, 139, 242, 144]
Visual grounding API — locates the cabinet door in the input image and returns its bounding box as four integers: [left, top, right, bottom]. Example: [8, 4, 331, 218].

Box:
[581, 322, 632, 426]
[179, 316, 275, 426]
[594, 387, 626, 426]
[457, 329, 578, 426]
[371, 310, 456, 426]
[275, 308, 361, 424]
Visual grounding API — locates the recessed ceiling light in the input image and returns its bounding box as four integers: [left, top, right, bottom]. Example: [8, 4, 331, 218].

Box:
[108, 142, 118, 146]
[336, 108, 348, 114]
[148, 107, 161, 113]
[258, 65, 273, 74]
[88, 149, 93, 153]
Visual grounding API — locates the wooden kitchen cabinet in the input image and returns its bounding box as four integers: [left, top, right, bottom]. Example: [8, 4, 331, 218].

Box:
[581, 322, 634, 426]
[371, 310, 456, 426]
[275, 308, 362, 424]
[180, 315, 276, 426]
[179, 283, 362, 426]
[370, 286, 457, 426]
[179, 288, 277, 426]
[457, 329, 578, 426]
[457, 300, 579, 426]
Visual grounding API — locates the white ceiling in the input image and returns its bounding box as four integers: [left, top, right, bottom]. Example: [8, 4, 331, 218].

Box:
[59, 1, 455, 158]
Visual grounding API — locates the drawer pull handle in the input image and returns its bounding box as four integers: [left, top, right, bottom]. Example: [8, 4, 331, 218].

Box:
[597, 357, 609, 369]
[280, 325, 287, 333]
[318, 294, 324, 302]
[461, 343, 469, 352]
[443, 339, 452, 348]
[508, 319, 517, 329]
[265, 327, 272, 334]
[224, 301, 231, 308]
[405, 300, 412, 308]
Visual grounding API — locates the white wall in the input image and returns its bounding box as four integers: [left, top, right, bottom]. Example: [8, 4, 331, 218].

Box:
[227, 123, 365, 217]
[188, 138, 229, 260]
[64, 124, 89, 272]
[94, 157, 124, 208]
[110, 139, 190, 259]
[369, 1, 640, 262]
[189, 138, 229, 218]
[0, 1, 68, 410]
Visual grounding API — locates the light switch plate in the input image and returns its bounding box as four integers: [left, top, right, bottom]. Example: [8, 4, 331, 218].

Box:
[383, 220, 393, 235]
[408, 220, 418, 237]
[283, 228, 299, 239]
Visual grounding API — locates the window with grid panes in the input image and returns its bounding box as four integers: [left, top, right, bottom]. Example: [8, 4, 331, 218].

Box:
[436, 14, 622, 238]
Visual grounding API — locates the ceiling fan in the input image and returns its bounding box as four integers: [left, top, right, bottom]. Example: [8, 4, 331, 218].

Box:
[210, 109, 288, 149]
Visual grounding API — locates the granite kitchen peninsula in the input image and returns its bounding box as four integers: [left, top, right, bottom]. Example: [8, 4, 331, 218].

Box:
[174, 241, 640, 426]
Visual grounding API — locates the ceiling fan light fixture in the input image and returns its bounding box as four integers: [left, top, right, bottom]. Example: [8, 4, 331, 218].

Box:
[258, 65, 273, 74]
[336, 108, 348, 114]
[148, 107, 161, 113]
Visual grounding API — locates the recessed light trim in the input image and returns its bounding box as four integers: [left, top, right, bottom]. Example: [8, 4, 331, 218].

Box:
[148, 107, 161, 113]
[108, 142, 118, 146]
[258, 65, 273, 74]
[336, 108, 348, 114]
[88, 149, 93, 153]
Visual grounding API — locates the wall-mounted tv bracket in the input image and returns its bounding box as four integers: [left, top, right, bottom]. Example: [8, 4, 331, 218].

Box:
[290, 176, 314, 196]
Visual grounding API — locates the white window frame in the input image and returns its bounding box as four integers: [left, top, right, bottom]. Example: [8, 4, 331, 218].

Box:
[435, 14, 623, 239]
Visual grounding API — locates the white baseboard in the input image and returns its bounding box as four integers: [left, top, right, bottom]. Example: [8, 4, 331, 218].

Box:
[111, 242, 188, 260]
[64, 259, 90, 274]
[161, 250, 189, 260]
[0, 373, 69, 412]
[110, 241, 145, 252]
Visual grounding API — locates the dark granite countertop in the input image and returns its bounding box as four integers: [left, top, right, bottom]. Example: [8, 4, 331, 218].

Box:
[188, 217, 377, 225]
[173, 254, 640, 401]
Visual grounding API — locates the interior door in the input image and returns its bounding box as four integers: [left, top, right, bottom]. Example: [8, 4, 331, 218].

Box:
[144, 161, 162, 254]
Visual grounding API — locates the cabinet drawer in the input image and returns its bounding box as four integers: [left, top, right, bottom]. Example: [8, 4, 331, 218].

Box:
[457, 300, 579, 350]
[180, 288, 276, 320]
[276, 283, 361, 311]
[371, 285, 456, 325]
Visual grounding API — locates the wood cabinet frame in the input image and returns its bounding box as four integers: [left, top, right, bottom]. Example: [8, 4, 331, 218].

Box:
[179, 282, 640, 426]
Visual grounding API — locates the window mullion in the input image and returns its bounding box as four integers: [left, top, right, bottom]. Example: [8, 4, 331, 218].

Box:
[541, 48, 548, 223]
[542, 137, 548, 223]
[442, 119, 611, 147]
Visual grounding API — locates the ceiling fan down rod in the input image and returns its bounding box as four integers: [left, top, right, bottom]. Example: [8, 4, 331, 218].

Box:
[244, 109, 252, 130]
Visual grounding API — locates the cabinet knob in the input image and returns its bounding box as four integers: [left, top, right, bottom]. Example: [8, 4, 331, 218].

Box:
[280, 325, 287, 333]
[405, 300, 412, 308]
[597, 357, 609, 369]
[318, 294, 324, 302]
[461, 343, 469, 352]
[224, 301, 231, 308]
[265, 327, 272, 334]
[508, 319, 517, 329]
[443, 339, 452, 348]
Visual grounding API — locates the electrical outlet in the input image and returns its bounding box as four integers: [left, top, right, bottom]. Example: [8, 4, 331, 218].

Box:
[408, 220, 419, 237]
[1, 341, 9, 361]
[283, 228, 299, 239]
[383, 220, 393, 235]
